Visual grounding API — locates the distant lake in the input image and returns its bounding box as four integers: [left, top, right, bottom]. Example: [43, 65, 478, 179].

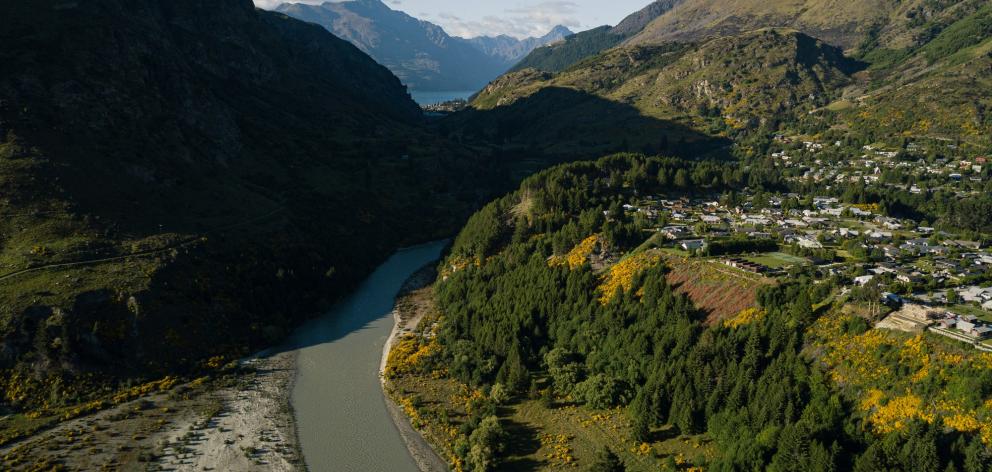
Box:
[410, 90, 475, 106]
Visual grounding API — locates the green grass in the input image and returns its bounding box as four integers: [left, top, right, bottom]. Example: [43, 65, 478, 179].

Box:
[825, 99, 854, 112]
[657, 246, 690, 258]
[744, 252, 809, 269]
[504, 400, 713, 471]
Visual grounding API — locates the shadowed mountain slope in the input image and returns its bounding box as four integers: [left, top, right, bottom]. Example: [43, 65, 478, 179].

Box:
[0, 0, 500, 409]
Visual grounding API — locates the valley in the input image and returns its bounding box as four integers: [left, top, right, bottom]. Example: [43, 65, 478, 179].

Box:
[2, 0, 992, 470]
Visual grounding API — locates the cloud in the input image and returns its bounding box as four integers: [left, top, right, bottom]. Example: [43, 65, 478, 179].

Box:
[427, 2, 581, 39]
[253, 0, 579, 39]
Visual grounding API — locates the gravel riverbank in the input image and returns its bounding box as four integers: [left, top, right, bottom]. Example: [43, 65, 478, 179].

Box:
[380, 264, 450, 472]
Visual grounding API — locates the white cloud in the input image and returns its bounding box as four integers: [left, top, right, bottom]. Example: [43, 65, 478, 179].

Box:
[254, 0, 581, 39]
[427, 2, 580, 39]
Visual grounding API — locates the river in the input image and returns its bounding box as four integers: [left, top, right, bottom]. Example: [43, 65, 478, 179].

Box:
[288, 241, 446, 472]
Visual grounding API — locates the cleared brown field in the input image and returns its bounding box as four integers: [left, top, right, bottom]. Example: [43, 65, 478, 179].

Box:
[663, 256, 774, 325]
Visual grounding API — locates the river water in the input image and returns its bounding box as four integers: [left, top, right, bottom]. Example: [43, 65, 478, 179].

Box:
[288, 241, 446, 472]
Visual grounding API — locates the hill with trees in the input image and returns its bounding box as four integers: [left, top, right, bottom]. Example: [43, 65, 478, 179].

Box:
[383, 153, 992, 471]
[448, 29, 858, 162]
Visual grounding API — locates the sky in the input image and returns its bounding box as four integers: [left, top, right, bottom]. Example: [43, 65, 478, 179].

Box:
[253, 0, 653, 39]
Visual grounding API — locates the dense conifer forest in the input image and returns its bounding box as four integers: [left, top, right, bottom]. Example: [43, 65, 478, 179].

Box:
[383, 154, 992, 471]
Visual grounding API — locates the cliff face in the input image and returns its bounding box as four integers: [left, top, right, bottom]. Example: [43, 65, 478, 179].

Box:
[0, 0, 494, 408]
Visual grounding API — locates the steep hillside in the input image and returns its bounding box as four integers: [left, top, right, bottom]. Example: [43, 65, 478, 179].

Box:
[510, 26, 627, 74]
[0, 0, 499, 411]
[611, 0, 685, 37]
[833, 3, 992, 146]
[628, 0, 985, 52]
[512, 0, 683, 73]
[454, 29, 858, 159]
[276, 0, 568, 91]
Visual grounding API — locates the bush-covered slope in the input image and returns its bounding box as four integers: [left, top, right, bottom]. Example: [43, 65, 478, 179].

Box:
[627, 0, 983, 51]
[831, 4, 992, 146]
[0, 0, 499, 410]
[454, 29, 858, 157]
[510, 26, 627, 74]
[406, 153, 992, 471]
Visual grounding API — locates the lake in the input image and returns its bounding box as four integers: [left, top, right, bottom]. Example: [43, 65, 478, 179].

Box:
[288, 241, 447, 472]
[410, 90, 476, 106]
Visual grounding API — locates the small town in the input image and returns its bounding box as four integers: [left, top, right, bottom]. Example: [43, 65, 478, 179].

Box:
[616, 136, 992, 352]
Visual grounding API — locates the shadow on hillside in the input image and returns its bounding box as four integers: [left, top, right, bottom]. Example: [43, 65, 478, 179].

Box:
[259, 244, 446, 359]
[497, 415, 542, 471]
[438, 86, 732, 166]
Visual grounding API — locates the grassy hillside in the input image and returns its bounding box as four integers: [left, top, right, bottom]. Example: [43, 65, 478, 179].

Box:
[0, 0, 503, 414]
[830, 4, 992, 146]
[627, 0, 984, 51]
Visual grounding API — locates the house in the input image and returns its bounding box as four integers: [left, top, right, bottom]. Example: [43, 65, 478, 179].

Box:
[744, 216, 771, 226]
[797, 237, 823, 249]
[823, 208, 844, 217]
[867, 231, 893, 241]
[681, 240, 707, 251]
[958, 320, 977, 333]
[700, 214, 722, 224]
[883, 293, 904, 306]
[849, 207, 873, 217]
[854, 275, 875, 286]
[837, 228, 860, 238]
[661, 226, 692, 240]
[783, 219, 808, 228]
[960, 287, 992, 303]
[953, 240, 982, 250]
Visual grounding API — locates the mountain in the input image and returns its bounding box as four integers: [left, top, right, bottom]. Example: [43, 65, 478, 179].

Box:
[275, 0, 570, 91]
[0, 0, 502, 411]
[627, 0, 987, 51]
[835, 2, 992, 146]
[512, 0, 684, 73]
[454, 29, 858, 161]
[471, 0, 992, 154]
[466, 25, 573, 65]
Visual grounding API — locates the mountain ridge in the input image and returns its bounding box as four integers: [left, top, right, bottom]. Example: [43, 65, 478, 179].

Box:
[275, 0, 571, 91]
[511, 0, 684, 73]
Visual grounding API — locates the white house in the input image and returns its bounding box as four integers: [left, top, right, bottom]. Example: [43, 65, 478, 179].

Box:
[854, 275, 875, 286]
[681, 240, 707, 251]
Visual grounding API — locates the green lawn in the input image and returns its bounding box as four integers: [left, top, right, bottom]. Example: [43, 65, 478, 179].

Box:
[744, 252, 809, 269]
